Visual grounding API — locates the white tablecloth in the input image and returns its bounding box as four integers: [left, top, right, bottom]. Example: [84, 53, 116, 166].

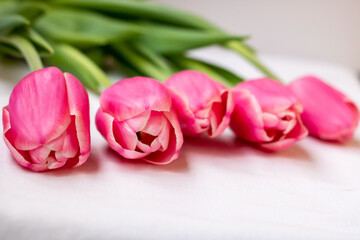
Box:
[1, 48, 360, 240]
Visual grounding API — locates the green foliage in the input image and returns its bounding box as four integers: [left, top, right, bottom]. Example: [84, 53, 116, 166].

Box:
[35, 8, 143, 47]
[53, 0, 218, 30]
[135, 23, 247, 54]
[0, 0, 280, 91]
[169, 55, 244, 87]
[46, 43, 112, 93]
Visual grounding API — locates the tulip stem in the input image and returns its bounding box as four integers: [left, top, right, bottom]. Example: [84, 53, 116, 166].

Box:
[225, 40, 281, 81]
[168, 55, 244, 87]
[5, 35, 43, 71]
[112, 43, 173, 81]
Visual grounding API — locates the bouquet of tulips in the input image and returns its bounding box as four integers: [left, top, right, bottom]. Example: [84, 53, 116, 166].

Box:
[1, 0, 359, 172]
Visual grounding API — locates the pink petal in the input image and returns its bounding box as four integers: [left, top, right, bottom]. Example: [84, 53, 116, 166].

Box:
[230, 88, 271, 142]
[166, 88, 198, 136]
[29, 146, 50, 164]
[100, 77, 171, 121]
[9, 67, 71, 150]
[260, 138, 298, 152]
[64, 73, 90, 166]
[143, 110, 183, 165]
[141, 111, 165, 136]
[113, 119, 138, 151]
[136, 140, 151, 153]
[289, 76, 359, 141]
[238, 78, 300, 113]
[208, 89, 234, 138]
[157, 119, 170, 150]
[60, 117, 79, 158]
[165, 70, 233, 137]
[96, 109, 149, 159]
[125, 110, 151, 132]
[261, 114, 308, 151]
[3, 107, 49, 171]
[45, 131, 66, 151]
[47, 156, 66, 170]
[165, 71, 222, 113]
[262, 113, 279, 129]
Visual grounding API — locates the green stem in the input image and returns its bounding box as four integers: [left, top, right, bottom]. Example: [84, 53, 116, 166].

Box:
[6, 35, 43, 71]
[225, 40, 281, 81]
[169, 55, 243, 87]
[47, 43, 112, 92]
[112, 43, 171, 81]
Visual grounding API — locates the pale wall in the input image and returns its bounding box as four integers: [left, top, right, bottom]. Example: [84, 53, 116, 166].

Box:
[155, 0, 360, 70]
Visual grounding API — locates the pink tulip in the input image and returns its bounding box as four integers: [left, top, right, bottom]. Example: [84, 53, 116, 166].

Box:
[96, 77, 183, 164]
[165, 70, 234, 138]
[2, 67, 91, 171]
[289, 76, 359, 141]
[230, 78, 308, 151]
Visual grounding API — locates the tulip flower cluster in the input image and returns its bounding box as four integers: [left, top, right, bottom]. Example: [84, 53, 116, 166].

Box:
[2, 67, 359, 172]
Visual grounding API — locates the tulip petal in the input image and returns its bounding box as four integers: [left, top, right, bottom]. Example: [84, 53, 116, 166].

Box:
[143, 111, 183, 164]
[165, 70, 232, 137]
[64, 73, 90, 166]
[125, 110, 151, 132]
[289, 76, 359, 141]
[9, 67, 71, 150]
[29, 146, 51, 164]
[100, 77, 171, 121]
[96, 109, 149, 159]
[263, 113, 279, 129]
[3, 107, 36, 170]
[239, 78, 299, 113]
[113, 119, 138, 151]
[166, 88, 198, 135]
[61, 117, 79, 158]
[45, 131, 66, 151]
[208, 90, 234, 138]
[157, 119, 170, 150]
[230, 89, 271, 142]
[141, 111, 165, 136]
[165, 70, 222, 112]
[260, 114, 308, 151]
[136, 140, 151, 153]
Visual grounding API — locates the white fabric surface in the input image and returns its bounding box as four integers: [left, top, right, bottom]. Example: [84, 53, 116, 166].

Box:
[1, 48, 360, 240]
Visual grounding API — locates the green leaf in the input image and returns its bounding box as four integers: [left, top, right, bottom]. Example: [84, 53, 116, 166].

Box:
[112, 42, 174, 81]
[225, 40, 280, 81]
[46, 43, 112, 93]
[135, 23, 247, 54]
[27, 29, 54, 56]
[34, 8, 143, 47]
[0, 34, 43, 71]
[169, 55, 243, 86]
[0, 14, 29, 36]
[131, 42, 174, 74]
[53, 0, 218, 30]
[0, 1, 48, 22]
[0, 28, 54, 57]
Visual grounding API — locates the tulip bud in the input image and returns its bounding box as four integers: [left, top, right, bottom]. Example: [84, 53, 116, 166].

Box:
[2, 67, 91, 171]
[230, 78, 308, 151]
[96, 77, 183, 164]
[165, 70, 234, 138]
[289, 76, 359, 141]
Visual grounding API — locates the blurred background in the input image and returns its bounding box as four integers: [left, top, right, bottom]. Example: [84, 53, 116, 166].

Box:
[155, 0, 360, 71]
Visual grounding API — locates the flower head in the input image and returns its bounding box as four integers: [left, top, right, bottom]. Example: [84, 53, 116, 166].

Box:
[230, 78, 308, 151]
[96, 77, 183, 164]
[165, 70, 234, 138]
[289, 76, 359, 141]
[2, 67, 91, 171]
